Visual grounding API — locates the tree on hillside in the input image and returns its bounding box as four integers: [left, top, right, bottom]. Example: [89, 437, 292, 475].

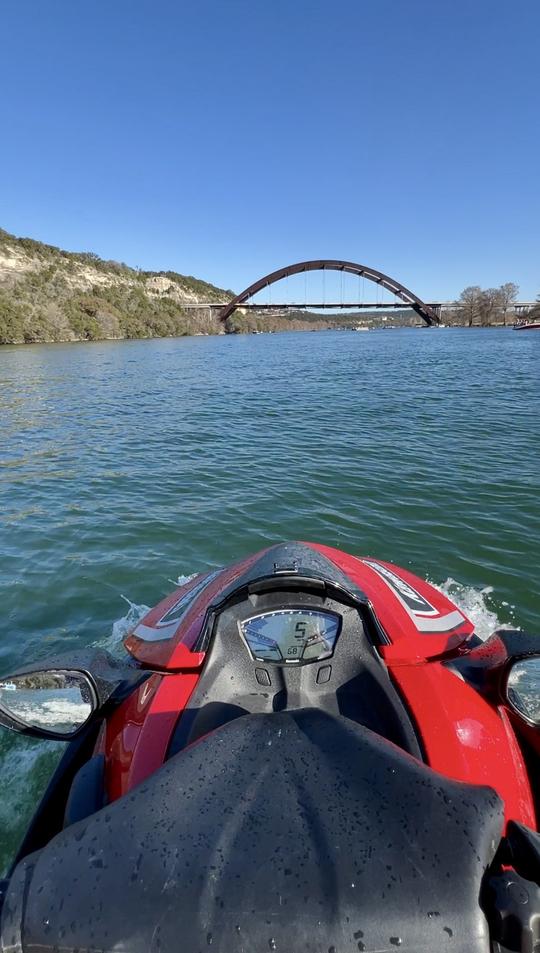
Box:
[478, 288, 505, 326]
[526, 293, 540, 321]
[456, 286, 483, 326]
[498, 282, 519, 326]
[456, 283, 520, 326]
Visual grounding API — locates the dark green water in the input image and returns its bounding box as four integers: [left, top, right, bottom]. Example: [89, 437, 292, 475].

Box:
[0, 327, 539, 872]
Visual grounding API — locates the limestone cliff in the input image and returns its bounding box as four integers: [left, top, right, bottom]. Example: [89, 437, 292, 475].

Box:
[0, 228, 232, 344]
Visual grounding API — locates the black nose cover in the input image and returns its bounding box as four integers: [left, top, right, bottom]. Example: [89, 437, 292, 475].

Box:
[1, 710, 503, 953]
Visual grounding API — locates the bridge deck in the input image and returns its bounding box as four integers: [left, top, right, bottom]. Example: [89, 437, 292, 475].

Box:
[181, 301, 535, 311]
[182, 301, 442, 310]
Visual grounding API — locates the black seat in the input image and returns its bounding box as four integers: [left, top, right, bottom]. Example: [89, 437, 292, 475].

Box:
[2, 710, 503, 953]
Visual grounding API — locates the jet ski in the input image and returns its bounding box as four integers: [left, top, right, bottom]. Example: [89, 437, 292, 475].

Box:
[0, 541, 539, 953]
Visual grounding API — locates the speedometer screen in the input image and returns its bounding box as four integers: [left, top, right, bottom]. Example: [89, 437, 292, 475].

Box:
[240, 609, 341, 664]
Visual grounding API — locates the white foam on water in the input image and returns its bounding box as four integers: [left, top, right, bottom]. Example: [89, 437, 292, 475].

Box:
[0, 738, 64, 875]
[0, 692, 92, 731]
[168, 573, 198, 587]
[95, 594, 151, 653]
[0, 743, 51, 824]
[95, 572, 198, 653]
[433, 577, 518, 641]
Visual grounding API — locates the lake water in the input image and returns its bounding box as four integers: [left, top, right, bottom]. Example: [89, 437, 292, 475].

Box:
[0, 327, 539, 872]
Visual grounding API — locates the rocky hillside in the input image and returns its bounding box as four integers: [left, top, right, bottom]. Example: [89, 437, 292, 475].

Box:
[0, 228, 233, 344]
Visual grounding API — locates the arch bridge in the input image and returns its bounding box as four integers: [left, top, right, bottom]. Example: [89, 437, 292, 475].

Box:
[218, 260, 441, 327]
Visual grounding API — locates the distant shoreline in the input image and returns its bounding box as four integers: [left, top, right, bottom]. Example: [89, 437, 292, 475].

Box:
[0, 323, 520, 348]
[1, 227, 533, 346]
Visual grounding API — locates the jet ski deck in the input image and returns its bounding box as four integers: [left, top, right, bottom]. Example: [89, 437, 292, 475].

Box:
[0, 541, 539, 953]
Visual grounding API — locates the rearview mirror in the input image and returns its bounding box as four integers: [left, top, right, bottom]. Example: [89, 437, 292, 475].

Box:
[0, 670, 96, 738]
[506, 657, 540, 726]
[0, 649, 151, 741]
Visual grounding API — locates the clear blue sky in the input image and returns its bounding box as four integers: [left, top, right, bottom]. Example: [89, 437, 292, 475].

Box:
[1, 0, 539, 300]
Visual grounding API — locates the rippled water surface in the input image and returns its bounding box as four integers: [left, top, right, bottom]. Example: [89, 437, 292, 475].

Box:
[0, 327, 539, 871]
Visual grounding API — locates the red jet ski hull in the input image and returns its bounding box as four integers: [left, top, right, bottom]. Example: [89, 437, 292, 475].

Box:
[101, 542, 536, 829]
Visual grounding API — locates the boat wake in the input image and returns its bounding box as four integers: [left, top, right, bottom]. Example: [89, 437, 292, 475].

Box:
[95, 595, 151, 654]
[95, 574, 197, 654]
[434, 577, 518, 641]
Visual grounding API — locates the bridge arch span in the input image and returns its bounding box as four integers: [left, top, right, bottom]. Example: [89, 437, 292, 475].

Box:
[218, 260, 440, 326]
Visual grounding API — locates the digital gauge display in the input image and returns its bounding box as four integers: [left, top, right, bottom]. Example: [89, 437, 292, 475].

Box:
[240, 609, 341, 664]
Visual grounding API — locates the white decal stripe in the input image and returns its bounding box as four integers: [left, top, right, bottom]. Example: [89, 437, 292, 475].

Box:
[363, 560, 438, 615]
[412, 609, 467, 633]
[133, 621, 180, 642]
[361, 559, 465, 634]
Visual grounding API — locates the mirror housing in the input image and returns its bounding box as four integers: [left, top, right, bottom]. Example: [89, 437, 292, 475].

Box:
[0, 650, 151, 740]
[447, 629, 540, 726]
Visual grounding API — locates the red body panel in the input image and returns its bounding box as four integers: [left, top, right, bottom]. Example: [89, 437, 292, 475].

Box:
[103, 542, 537, 832]
[105, 672, 198, 800]
[390, 661, 536, 828]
